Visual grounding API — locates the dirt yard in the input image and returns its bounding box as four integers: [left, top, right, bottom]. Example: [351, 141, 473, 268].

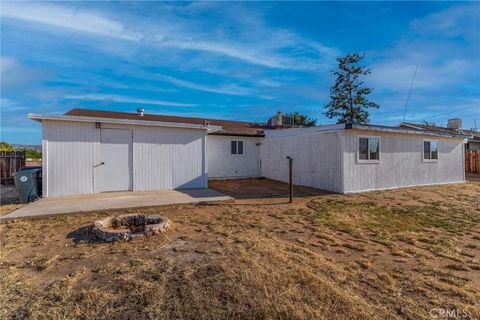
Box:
[1, 179, 479, 319]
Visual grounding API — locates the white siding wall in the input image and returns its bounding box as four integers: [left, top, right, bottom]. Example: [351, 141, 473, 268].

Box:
[43, 120, 101, 197]
[42, 120, 207, 197]
[259, 129, 344, 193]
[207, 135, 261, 179]
[43, 119, 466, 197]
[133, 125, 207, 190]
[343, 130, 465, 193]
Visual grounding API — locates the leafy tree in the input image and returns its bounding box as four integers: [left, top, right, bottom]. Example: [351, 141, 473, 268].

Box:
[22, 149, 42, 159]
[324, 53, 379, 124]
[287, 112, 317, 127]
[0, 141, 14, 151]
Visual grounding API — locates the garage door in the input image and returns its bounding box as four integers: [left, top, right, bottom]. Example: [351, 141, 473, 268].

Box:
[100, 129, 133, 192]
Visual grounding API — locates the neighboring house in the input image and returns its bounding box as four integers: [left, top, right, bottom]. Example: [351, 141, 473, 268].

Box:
[400, 119, 480, 150]
[30, 109, 468, 197]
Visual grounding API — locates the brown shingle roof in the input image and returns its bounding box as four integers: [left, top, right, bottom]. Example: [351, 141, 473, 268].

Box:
[65, 108, 266, 137]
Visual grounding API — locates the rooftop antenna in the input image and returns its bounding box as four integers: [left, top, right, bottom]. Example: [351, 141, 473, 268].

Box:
[402, 64, 419, 123]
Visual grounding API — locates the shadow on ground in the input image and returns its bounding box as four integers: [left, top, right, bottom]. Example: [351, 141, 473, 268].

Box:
[66, 225, 103, 244]
[466, 173, 480, 182]
[209, 178, 332, 200]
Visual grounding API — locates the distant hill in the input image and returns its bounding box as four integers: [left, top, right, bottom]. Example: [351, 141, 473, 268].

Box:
[12, 144, 42, 152]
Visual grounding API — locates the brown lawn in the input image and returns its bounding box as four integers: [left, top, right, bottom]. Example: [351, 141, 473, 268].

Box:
[1, 179, 479, 320]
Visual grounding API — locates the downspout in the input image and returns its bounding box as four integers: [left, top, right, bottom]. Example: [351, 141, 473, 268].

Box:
[462, 140, 466, 182]
[42, 121, 48, 197]
[339, 131, 346, 194]
[203, 132, 208, 188]
[257, 138, 262, 177]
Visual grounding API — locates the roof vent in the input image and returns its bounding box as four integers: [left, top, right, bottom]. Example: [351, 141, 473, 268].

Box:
[137, 108, 144, 117]
[268, 111, 294, 128]
[447, 118, 462, 131]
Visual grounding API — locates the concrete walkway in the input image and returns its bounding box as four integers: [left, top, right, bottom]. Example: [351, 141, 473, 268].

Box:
[1, 189, 233, 220]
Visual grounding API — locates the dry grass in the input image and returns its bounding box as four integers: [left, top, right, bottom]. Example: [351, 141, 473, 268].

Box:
[1, 179, 480, 319]
[0, 204, 24, 216]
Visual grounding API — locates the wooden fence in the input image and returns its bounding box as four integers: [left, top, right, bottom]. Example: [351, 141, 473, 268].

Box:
[465, 150, 480, 174]
[0, 151, 26, 185]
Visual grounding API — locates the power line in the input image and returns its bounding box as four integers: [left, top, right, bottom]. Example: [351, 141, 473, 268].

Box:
[421, 104, 479, 121]
[402, 64, 419, 123]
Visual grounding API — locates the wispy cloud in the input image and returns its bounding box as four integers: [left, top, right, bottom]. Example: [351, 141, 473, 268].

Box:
[410, 3, 480, 40]
[156, 74, 255, 96]
[0, 98, 27, 111]
[55, 75, 178, 94]
[0, 56, 18, 74]
[0, 56, 47, 93]
[159, 39, 294, 69]
[2, 1, 479, 143]
[1, 2, 337, 70]
[361, 3, 480, 127]
[1, 2, 140, 41]
[64, 94, 197, 107]
[369, 58, 473, 92]
[368, 4, 479, 94]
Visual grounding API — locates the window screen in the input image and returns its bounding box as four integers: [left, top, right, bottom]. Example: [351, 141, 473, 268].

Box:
[431, 141, 438, 160]
[369, 138, 379, 160]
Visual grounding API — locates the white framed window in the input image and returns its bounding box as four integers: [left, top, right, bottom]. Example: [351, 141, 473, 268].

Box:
[357, 136, 380, 163]
[423, 139, 438, 162]
[231, 140, 244, 155]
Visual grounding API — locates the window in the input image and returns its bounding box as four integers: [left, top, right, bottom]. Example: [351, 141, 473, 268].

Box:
[423, 140, 438, 161]
[358, 137, 380, 162]
[231, 140, 244, 155]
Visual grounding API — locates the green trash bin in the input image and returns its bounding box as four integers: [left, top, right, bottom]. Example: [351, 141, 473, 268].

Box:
[14, 168, 42, 203]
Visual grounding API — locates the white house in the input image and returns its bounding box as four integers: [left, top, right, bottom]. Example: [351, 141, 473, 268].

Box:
[30, 109, 468, 197]
[261, 123, 466, 193]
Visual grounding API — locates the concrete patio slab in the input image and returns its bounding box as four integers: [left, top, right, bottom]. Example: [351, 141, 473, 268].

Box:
[1, 189, 233, 220]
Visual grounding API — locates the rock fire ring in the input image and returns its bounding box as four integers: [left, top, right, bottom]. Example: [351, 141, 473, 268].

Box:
[93, 214, 171, 242]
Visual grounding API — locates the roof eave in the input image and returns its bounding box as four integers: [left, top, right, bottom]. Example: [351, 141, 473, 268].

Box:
[347, 123, 471, 139]
[28, 113, 222, 132]
[400, 123, 476, 139]
[209, 131, 265, 137]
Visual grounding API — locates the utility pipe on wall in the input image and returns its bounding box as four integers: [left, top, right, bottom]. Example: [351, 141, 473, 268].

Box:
[286, 156, 293, 203]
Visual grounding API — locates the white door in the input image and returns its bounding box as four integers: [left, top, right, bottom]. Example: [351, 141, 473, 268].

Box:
[100, 129, 133, 192]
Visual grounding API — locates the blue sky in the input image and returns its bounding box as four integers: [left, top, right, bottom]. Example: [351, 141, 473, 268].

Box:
[1, 1, 479, 144]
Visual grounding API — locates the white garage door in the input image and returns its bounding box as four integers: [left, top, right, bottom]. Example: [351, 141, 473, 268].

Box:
[100, 129, 133, 192]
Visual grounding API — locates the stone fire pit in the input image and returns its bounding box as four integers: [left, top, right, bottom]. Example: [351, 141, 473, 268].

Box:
[93, 214, 171, 242]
